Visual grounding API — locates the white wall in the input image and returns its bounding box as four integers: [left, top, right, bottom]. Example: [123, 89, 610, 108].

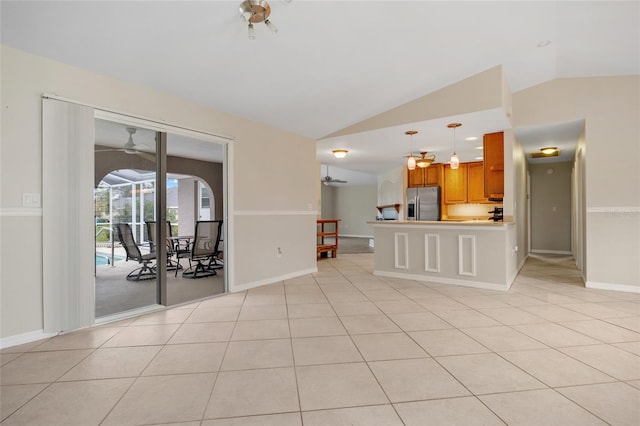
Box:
[0, 46, 318, 340]
[377, 166, 405, 218]
[513, 76, 640, 291]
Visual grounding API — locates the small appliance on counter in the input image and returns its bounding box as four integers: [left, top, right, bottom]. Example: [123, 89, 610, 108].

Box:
[488, 207, 503, 222]
[406, 186, 441, 221]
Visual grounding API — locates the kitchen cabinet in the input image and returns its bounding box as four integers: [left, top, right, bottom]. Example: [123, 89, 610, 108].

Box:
[444, 164, 467, 203]
[483, 131, 504, 200]
[467, 161, 488, 203]
[444, 162, 488, 204]
[408, 163, 443, 188]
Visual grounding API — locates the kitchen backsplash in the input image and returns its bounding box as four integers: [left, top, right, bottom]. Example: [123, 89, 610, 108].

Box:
[447, 203, 503, 218]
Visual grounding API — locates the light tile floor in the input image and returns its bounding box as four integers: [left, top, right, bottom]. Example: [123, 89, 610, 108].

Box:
[2, 254, 639, 425]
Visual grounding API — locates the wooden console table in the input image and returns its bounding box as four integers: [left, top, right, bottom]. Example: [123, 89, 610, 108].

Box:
[317, 219, 340, 258]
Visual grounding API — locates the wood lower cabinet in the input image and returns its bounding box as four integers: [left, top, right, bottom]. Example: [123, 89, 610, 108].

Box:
[444, 162, 488, 204]
[483, 132, 504, 200]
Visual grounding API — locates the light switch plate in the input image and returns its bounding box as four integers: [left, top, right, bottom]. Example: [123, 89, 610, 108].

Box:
[23, 192, 41, 207]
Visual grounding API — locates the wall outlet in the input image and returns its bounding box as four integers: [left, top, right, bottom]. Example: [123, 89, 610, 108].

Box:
[22, 192, 41, 207]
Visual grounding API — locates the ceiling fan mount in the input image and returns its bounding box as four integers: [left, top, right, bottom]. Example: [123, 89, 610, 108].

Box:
[123, 127, 138, 154]
[321, 164, 347, 185]
[95, 126, 155, 161]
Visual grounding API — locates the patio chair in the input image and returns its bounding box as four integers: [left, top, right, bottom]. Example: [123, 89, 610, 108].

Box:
[114, 223, 157, 281]
[179, 220, 223, 279]
[145, 220, 181, 271]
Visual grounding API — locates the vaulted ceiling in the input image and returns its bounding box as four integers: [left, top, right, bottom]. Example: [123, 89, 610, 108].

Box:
[2, 1, 638, 184]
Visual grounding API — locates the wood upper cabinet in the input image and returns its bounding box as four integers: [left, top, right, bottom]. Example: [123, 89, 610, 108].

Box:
[426, 163, 443, 186]
[407, 163, 443, 188]
[483, 132, 504, 200]
[444, 164, 468, 203]
[467, 161, 488, 203]
[444, 162, 488, 204]
[408, 166, 426, 187]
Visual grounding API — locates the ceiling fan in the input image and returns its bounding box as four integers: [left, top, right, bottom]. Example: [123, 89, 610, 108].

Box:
[321, 164, 347, 185]
[416, 151, 436, 168]
[95, 127, 155, 161]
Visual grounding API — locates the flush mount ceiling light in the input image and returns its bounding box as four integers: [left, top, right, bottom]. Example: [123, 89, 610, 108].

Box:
[447, 123, 462, 170]
[239, 0, 278, 40]
[530, 146, 560, 159]
[405, 130, 418, 170]
[332, 149, 348, 159]
[416, 151, 436, 168]
[540, 146, 558, 155]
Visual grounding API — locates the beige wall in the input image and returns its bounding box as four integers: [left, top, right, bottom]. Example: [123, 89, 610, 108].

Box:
[513, 76, 640, 289]
[530, 162, 573, 253]
[0, 46, 317, 340]
[327, 66, 505, 138]
[334, 185, 377, 237]
[508, 129, 528, 270]
[320, 185, 336, 219]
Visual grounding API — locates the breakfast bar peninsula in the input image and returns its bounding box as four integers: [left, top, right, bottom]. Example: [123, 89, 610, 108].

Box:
[370, 220, 518, 291]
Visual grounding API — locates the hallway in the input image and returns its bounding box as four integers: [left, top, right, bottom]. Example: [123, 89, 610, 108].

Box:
[1, 254, 639, 425]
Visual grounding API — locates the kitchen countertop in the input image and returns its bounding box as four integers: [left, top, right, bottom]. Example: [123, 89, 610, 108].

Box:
[369, 219, 514, 226]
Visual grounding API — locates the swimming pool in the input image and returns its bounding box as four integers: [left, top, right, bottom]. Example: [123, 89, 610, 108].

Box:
[95, 254, 124, 266]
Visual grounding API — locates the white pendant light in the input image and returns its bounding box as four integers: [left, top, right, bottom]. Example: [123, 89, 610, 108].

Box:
[447, 123, 462, 170]
[406, 130, 418, 171]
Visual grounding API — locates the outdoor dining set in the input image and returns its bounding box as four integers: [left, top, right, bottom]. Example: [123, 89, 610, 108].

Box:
[113, 220, 223, 281]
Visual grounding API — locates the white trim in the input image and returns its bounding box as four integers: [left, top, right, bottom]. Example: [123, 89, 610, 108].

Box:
[372, 223, 512, 231]
[586, 207, 640, 214]
[531, 249, 572, 255]
[373, 270, 512, 292]
[458, 234, 476, 276]
[232, 268, 318, 292]
[586, 281, 640, 294]
[0, 208, 43, 217]
[44, 93, 233, 143]
[94, 304, 165, 325]
[340, 234, 374, 239]
[234, 210, 318, 216]
[394, 232, 409, 269]
[0, 329, 57, 349]
[424, 233, 440, 273]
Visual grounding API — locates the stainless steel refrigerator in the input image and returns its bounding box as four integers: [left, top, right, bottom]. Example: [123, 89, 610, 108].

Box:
[406, 186, 441, 221]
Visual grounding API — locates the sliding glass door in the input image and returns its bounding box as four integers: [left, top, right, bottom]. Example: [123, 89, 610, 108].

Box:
[93, 120, 227, 319]
[94, 120, 160, 318]
[43, 97, 229, 331]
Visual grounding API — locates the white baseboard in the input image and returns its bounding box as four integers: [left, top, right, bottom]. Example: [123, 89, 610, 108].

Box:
[530, 249, 572, 255]
[0, 329, 57, 350]
[340, 234, 374, 239]
[586, 281, 640, 294]
[231, 267, 318, 292]
[373, 270, 510, 292]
